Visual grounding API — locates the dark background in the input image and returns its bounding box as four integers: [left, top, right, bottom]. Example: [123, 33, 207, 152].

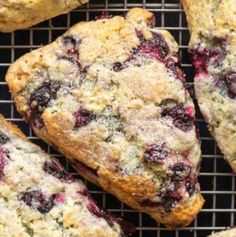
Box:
[0, 0, 234, 236]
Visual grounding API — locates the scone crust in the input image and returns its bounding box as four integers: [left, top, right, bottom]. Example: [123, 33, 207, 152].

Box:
[0, 114, 27, 140]
[0, 0, 87, 32]
[182, 0, 236, 173]
[6, 8, 204, 228]
[182, 0, 236, 45]
[0, 114, 128, 237]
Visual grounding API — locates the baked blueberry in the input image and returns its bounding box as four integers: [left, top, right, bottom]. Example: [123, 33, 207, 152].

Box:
[43, 160, 75, 182]
[143, 144, 169, 164]
[74, 109, 96, 129]
[29, 81, 60, 128]
[225, 72, 236, 98]
[0, 148, 9, 179]
[137, 31, 170, 59]
[161, 100, 194, 131]
[170, 162, 191, 181]
[20, 190, 56, 214]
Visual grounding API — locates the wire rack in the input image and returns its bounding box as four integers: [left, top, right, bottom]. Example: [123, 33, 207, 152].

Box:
[0, 0, 235, 237]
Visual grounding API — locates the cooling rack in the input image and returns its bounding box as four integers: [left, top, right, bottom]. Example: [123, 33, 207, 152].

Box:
[0, 0, 235, 236]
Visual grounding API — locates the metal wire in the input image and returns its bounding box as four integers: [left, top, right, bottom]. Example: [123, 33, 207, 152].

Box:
[0, 0, 235, 236]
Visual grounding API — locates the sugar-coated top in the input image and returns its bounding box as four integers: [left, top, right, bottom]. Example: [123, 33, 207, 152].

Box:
[183, 0, 236, 172]
[6, 8, 203, 227]
[0, 116, 130, 237]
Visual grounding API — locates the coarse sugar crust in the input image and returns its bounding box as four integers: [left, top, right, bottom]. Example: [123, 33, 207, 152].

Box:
[0, 114, 129, 236]
[182, 0, 236, 173]
[6, 8, 204, 228]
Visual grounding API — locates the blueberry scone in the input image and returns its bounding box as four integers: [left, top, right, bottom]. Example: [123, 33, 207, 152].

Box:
[0, 114, 132, 236]
[0, 0, 87, 32]
[208, 228, 236, 237]
[182, 0, 236, 172]
[6, 8, 204, 228]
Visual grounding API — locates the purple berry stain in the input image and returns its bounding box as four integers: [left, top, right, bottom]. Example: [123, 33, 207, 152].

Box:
[191, 45, 221, 75]
[77, 190, 134, 235]
[170, 162, 191, 182]
[133, 30, 186, 81]
[143, 144, 169, 164]
[140, 161, 196, 213]
[43, 160, 75, 182]
[62, 36, 80, 60]
[162, 191, 182, 213]
[77, 190, 104, 218]
[73, 160, 98, 178]
[54, 193, 65, 203]
[74, 109, 96, 129]
[77, 190, 115, 227]
[20, 190, 57, 214]
[160, 99, 194, 132]
[224, 72, 236, 98]
[0, 148, 9, 180]
[164, 57, 185, 81]
[136, 31, 170, 60]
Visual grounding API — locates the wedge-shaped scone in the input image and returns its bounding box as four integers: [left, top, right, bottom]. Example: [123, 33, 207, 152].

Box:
[0, 114, 132, 236]
[6, 8, 204, 228]
[182, 0, 236, 172]
[208, 228, 236, 237]
[0, 0, 87, 32]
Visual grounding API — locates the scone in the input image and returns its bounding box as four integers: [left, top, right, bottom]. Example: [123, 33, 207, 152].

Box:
[0, 0, 87, 32]
[6, 8, 204, 228]
[208, 228, 236, 237]
[0, 114, 132, 236]
[182, 0, 236, 172]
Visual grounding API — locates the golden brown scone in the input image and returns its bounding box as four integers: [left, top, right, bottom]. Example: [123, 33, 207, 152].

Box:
[0, 114, 133, 236]
[182, 0, 236, 173]
[0, 0, 88, 32]
[6, 8, 204, 228]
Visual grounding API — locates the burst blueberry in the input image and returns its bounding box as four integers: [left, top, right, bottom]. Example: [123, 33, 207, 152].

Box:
[74, 109, 96, 129]
[137, 32, 170, 59]
[190, 45, 221, 75]
[162, 192, 182, 213]
[62, 35, 77, 46]
[0, 148, 9, 180]
[29, 81, 60, 128]
[160, 99, 194, 132]
[143, 144, 169, 164]
[20, 190, 57, 214]
[170, 162, 191, 182]
[225, 72, 236, 98]
[30, 85, 51, 112]
[43, 160, 74, 182]
[173, 115, 194, 132]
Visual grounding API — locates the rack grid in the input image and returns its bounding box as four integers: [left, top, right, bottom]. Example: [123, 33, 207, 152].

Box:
[0, 1, 235, 237]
